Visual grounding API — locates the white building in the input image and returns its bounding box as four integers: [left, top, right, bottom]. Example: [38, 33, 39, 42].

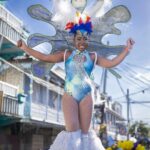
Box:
[94, 96, 127, 141]
[0, 4, 65, 150]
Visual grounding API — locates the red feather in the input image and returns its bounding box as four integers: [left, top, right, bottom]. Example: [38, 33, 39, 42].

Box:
[65, 22, 74, 30]
[86, 16, 91, 23]
[79, 17, 82, 24]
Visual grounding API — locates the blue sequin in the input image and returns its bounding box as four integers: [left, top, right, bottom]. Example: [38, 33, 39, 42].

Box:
[64, 50, 94, 102]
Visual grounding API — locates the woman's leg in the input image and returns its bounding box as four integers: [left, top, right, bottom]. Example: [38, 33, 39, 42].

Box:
[49, 93, 81, 150]
[79, 94, 93, 150]
[79, 94, 93, 133]
[62, 92, 80, 131]
[79, 95, 105, 150]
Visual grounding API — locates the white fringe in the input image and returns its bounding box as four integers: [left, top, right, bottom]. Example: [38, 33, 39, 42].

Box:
[49, 129, 105, 150]
[82, 134, 89, 150]
[88, 130, 105, 150]
[49, 130, 81, 150]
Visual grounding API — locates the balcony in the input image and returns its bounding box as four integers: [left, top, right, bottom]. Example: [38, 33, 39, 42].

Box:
[0, 91, 20, 127]
[0, 92, 19, 116]
[30, 102, 65, 126]
[0, 5, 25, 60]
[0, 4, 23, 33]
[0, 81, 20, 126]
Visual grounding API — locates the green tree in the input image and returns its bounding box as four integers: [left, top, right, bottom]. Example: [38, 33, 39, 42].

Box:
[129, 121, 149, 137]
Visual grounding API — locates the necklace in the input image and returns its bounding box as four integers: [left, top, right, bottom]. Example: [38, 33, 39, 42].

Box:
[73, 49, 86, 64]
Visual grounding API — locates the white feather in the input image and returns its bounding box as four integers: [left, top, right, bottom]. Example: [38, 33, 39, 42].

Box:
[49, 130, 82, 150]
[88, 130, 105, 150]
[51, 0, 77, 29]
[83, 0, 104, 17]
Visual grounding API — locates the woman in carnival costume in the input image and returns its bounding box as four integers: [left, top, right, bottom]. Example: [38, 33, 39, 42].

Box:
[17, 12, 135, 150]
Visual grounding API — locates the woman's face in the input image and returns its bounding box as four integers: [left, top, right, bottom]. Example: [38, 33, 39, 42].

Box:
[74, 31, 89, 51]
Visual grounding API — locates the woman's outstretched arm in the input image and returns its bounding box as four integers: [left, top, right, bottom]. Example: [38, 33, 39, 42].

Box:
[97, 38, 135, 68]
[17, 40, 64, 63]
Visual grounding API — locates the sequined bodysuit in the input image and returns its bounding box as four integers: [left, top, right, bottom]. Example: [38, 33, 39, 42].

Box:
[64, 49, 96, 102]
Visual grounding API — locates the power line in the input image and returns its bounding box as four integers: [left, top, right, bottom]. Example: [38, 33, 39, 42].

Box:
[130, 100, 150, 104]
[110, 66, 150, 101]
[125, 62, 150, 71]
[115, 68, 145, 88]
[119, 66, 149, 86]
[109, 66, 150, 101]
[112, 87, 150, 101]
[121, 64, 150, 86]
[115, 77, 126, 96]
[139, 103, 150, 108]
[123, 63, 150, 83]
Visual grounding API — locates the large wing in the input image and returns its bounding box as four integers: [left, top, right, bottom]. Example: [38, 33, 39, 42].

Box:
[27, 3, 131, 58]
[51, 0, 77, 29]
[89, 5, 131, 56]
[31, 61, 54, 78]
[27, 32, 74, 51]
[71, 0, 88, 13]
[92, 5, 131, 42]
[87, 41, 126, 57]
[83, 0, 104, 17]
[27, 4, 75, 52]
[27, 4, 54, 25]
[26, 1, 132, 79]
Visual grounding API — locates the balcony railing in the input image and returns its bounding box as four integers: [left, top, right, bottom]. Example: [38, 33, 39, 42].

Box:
[0, 19, 21, 44]
[0, 92, 19, 116]
[30, 103, 65, 126]
[0, 5, 23, 44]
[0, 80, 65, 125]
[0, 5, 23, 33]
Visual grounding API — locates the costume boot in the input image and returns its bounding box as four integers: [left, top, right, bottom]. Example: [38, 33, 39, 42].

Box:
[88, 130, 105, 150]
[49, 130, 81, 150]
[81, 133, 89, 150]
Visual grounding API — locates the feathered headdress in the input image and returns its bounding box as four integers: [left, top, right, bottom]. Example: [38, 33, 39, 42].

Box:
[27, 1, 131, 58]
[65, 12, 93, 35]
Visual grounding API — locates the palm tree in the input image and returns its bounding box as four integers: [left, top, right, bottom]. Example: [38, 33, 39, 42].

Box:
[129, 121, 149, 138]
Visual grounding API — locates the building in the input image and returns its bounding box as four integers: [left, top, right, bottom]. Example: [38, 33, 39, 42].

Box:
[0, 4, 65, 150]
[94, 95, 127, 142]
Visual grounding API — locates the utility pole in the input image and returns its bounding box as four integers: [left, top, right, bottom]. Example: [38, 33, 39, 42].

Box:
[126, 89, 130, 140]
[101, 41, 109, 124]
[101, 68, 107, 124]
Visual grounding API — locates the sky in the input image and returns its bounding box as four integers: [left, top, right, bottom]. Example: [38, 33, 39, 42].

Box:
[3, 0, 150, 125]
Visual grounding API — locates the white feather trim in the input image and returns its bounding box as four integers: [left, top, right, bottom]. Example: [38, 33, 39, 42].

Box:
[88, 130, 105, 150]
[49, 130, 82, 150]
[51, 0, 77, 29]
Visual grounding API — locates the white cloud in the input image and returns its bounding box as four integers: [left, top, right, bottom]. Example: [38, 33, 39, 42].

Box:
[96, 0, 112, 17]
[135, 72, 150, 82]
[145, 65, 150, 69]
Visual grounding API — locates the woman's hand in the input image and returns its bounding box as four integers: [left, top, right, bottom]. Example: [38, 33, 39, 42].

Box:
[17, 39, 28, 51]
[97, 38, 135, 68]
[125, 38, 135, 52]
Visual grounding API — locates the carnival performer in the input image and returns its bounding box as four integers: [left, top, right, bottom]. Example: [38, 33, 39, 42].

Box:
[17, 14, 135, 150]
